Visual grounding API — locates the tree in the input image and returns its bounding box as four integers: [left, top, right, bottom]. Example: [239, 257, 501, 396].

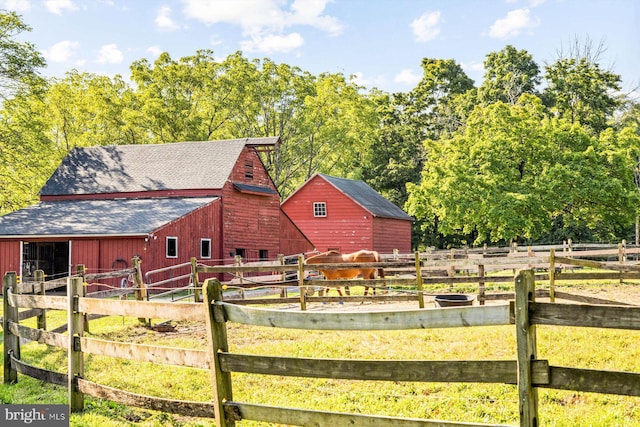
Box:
[0, 80, 57, 214]
[543, 38, 621, 134]
[43, 71, 141, 151]
[130, 50, 247, 143]
[408, 58, 475, 140]
[292, 72, 377, 189]
[405, 95, 639, 246]
[479, 45, 541, 105]
[0, 10, 45, 98]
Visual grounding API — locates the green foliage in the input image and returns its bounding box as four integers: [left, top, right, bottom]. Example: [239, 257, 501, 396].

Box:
[0, 11, 45, 98]
[0, 12, 638, 249]
[406, 95, 640, 245]
[543, 56, 621, 134]
[479, 44, 541, 105]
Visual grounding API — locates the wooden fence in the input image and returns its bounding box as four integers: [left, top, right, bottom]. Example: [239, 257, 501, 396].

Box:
[3, 268, 640, 426]
[194, 245, 640, 309]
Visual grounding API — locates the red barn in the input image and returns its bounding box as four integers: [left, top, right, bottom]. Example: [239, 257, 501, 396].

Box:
[0, 137, 313, 289]
[281, 173, 413, 254]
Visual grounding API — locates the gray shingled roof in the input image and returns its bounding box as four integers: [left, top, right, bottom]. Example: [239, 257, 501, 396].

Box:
[319, 174, 413, 221]
[40, 137, 279, 196]
[0, 197, 218, 237]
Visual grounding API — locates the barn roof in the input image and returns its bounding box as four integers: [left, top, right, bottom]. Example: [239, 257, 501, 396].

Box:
[0, 197, 218, 238]
[40, 137, 279, 196]
[318, 174, 413, 221]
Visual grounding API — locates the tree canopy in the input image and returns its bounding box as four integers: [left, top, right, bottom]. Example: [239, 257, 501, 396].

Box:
[0, 12, 639, 248]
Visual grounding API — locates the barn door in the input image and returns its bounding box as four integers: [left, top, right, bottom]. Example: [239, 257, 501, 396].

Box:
[21, 241, 70, 282]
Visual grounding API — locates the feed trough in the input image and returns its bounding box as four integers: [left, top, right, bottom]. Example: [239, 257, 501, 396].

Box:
[434, 294, 475, 307]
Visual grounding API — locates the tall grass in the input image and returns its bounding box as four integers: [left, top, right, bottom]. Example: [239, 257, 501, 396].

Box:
[1, 291, 640, 426]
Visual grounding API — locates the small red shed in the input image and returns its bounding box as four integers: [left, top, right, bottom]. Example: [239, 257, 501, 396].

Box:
[0, 138, 313, 290]
[281, 173, 413, 254]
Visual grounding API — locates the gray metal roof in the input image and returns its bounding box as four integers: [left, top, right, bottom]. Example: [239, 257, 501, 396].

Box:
[40, 137, 279, 196]
[0, 197, 218, 237]
[319, 174, 413, 221]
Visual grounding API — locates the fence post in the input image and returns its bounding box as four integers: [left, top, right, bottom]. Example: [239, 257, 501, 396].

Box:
[515, 269, 539, 427]
[549, 249, 556, 303]
[131, 257, 149, 325]
[203, 278, 235, 427]
[414, 252, 424, 308]
[68, 276, 85, 412]
[478, 262, 485, 306]
[619, 241, 626, 285]
[191, 257, 201, 303]
[3, 272, 20, 384]
[75, 265, 90, 333]
[447, 249, 455, 292]
[278, 254, 287, 298]
[298, 255, 307, 311]
[35, 269, 47, 330]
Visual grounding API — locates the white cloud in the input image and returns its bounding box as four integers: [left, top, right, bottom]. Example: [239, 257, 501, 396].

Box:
[45, 0, 78, 15]
[394, 68, 422, 86]
[290, 0, 343, 36]
[181, 0, 342, 53]
[96, 43, 123, 64]
[241, 32, 304, 54]
[349, 72, 385, 89]
[411, 11, 441, 43]
[155, 5, 180, 31]
[2, 0, 32, 12]
[461, 61, 485, 73]
[489, 9, 539, 39]
[146, 46, 163, 57]
[43, 40, 79, 63]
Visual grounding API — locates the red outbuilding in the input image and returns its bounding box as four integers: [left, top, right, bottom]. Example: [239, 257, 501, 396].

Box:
[281, 173, 413, 254]
[0, 137, 313, 290]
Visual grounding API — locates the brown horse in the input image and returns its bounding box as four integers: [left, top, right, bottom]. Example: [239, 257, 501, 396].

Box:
[305, 250, 385, 296]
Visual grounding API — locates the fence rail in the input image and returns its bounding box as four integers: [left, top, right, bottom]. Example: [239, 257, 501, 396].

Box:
[3, 268, 640, 426]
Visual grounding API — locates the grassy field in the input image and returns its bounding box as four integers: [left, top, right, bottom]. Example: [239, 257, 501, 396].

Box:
[2, 284, 640, 427]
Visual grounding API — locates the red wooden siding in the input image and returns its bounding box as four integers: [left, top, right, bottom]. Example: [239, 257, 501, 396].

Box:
[282, 175, 412, 254]
[282, 176, 373, 253]
[146, 199, 221, 287]
[279, 211, 314, 255]
[221, 148, 281, 262]
[372, 217, 412, 253]
[0, 240, 22, 279]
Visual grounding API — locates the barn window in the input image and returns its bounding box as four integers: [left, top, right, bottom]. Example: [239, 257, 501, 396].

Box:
[245, 160, 254, 180]
[166, 237, 178, 258]
[200, 239, 212, 259]
[259, 249, 268, 260]
[313, 202, 327, 217]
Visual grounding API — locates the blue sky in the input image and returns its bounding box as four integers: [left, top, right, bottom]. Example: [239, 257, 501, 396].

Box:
[3, 0, 639, 96]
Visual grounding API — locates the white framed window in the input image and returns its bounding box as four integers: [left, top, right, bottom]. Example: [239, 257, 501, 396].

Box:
[166, 236, 178, 258]
[313, 202, 327, 217]
[201, 239, 212, 259]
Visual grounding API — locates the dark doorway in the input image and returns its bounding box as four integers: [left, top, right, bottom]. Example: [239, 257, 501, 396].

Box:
[22, 241, 70, 281]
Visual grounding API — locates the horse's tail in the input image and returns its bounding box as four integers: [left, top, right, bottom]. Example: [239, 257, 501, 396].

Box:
[374, 251, 385, 278]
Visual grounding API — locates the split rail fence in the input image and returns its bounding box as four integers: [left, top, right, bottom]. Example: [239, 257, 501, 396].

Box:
[193, 242, 640, 310]
[3, 269, 640, 426]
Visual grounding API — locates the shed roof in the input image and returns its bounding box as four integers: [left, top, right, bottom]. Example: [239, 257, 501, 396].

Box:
[0, 197, 218, 238]
[315, 174, 413, 221]
[40, 137, 279, 196]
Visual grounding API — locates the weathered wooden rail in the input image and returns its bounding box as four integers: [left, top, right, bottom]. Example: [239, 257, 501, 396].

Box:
[3, 269, 640, 426]
[193, 245, 640, 310]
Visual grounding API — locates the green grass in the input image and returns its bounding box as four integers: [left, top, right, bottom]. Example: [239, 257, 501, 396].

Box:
[2, 287, 640, 426]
